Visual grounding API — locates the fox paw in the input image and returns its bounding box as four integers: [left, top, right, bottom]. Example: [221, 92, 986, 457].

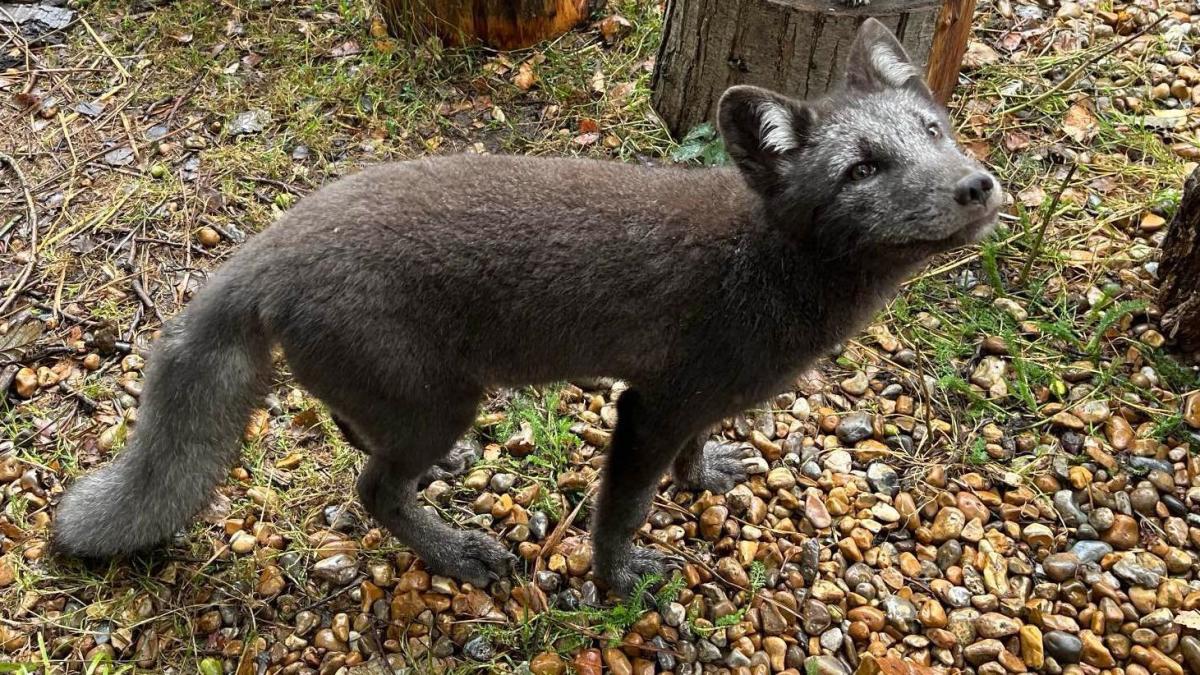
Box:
[596, 546, 684, 599]
[675, 442, 748, 494]
[430, 531, 516, 588]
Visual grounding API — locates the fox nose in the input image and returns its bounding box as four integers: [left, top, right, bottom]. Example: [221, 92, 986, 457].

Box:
[954, 172, 995, 207]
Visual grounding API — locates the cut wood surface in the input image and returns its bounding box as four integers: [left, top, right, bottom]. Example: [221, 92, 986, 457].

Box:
[652, 0, 976, 137]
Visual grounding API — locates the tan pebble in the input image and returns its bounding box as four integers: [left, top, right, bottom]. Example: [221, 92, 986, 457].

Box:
[256, 565, 286, 597]
[331, 612, 350, 643]
[602, 647, 632, 675]
[229, 530, 256, 554]
[573, 648, 602, 675]
[12, 368, 37, 398]
[700, 505, 728, 540]
[312, 628, 346, 652]
[930, 507, 965, 542]
[919, 600, 948, 628]
[83, 353, 102, 370]
[804, 493, 832, 529]
[1103, 514, 1140, 549]
[530, 652, 566, 675]
[1183, 392, 1200, 430]
[197, 227, 222, 247]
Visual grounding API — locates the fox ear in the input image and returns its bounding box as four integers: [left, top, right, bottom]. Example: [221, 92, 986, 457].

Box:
[717, 86, 817, 194]
[844, 18, 933, 99]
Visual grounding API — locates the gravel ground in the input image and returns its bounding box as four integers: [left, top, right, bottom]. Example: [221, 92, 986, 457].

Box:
[1, 0, 1199, 673]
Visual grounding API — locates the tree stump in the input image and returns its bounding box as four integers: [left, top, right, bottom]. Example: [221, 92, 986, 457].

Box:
[377, 0, 596, 51]
[652, 0, 976, 137]
[1159, 165, 1200, 355]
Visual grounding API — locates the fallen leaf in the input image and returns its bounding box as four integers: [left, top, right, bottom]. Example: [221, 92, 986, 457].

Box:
[1177, 610, 1200, 630]
[370, 16, 390, 38]
[1002, 131, 1031, 151]
[572, 132, 600, 146]
[599, 14, 632, 45]
[1140, 109, 1187, 130]
[590, 68, 605, 95]
[579, 118, 599, 134]
[1000, 31, 1023, 51]
[963, 139, 991, 162]
[329, 40, 360, 58]
[962, 41, 999, 69]
[75, 101, 104, 117]
[1062, 101, 1097, 142]
[608, 82, 634, 105]
[0, 321, 43, 363]
[227, 109, 271, 135]
[1018, 186, 1047, 207]
[513, 62, 538, 91]
[170, 32, 193, 44]
[13, 91, 40, 110]
[103, 147, 134, 167]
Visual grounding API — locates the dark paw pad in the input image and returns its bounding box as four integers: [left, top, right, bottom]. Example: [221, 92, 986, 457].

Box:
[431, 531, 516, 588]
[677, 443, 748, 494]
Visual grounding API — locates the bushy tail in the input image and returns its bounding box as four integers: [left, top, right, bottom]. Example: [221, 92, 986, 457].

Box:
[54, 280, 271, 557]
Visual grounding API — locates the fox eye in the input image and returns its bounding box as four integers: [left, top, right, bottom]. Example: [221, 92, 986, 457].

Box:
[849, 162, 877, 181]
[926, 122, 940, 138]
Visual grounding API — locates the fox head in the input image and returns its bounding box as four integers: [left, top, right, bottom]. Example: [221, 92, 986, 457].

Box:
[718, 19, 1001, 261]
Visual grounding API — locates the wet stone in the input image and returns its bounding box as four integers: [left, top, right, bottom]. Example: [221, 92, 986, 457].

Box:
[1045, 631, 1083, 664]
[1054, 491, 1087, 527]
[1089, 507, 1115, 531]
[463, 635, 494, 661]
[1069, 540, 1113, 564]
[882, 595, 918, 633]
[866, 463, 900, 496]
[1043, 553, 1080, 582]
[802, 599, 831, 634]
[835, 412, 872, 445]
[311, 554, 358, 585]
[936, 540, 963, 570]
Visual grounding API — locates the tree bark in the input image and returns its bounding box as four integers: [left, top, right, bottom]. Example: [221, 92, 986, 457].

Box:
[1159, 165, 1200, 355]
[377, 0, 595, 51]
[652, 0, 977, 138]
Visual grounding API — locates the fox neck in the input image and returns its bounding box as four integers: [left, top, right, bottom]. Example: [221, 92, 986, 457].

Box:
[726, 206, 920, 361]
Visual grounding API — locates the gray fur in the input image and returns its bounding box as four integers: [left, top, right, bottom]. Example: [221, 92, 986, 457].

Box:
[53, 19, 999, 596]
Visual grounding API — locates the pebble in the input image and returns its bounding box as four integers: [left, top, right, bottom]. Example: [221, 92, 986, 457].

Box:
[1043, 552, 1080, 581]
[840, 371, 869, 396]
[1070, 540, 1113, 564]
[804, 493, 832, 529]
[866, 462, 899, 496]
[823, 449, 852, 474]
[766, 467, 795, 490]
[311, 555, 358, 585]
[835, 412, 872, 444]
[1103, 514, 1140, 549]
[1045, 631, 1083, 664]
